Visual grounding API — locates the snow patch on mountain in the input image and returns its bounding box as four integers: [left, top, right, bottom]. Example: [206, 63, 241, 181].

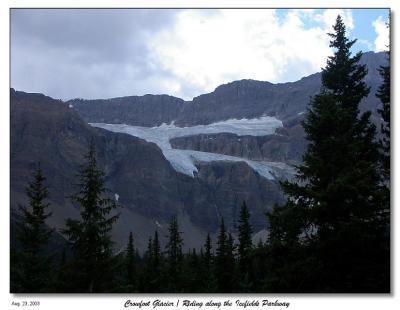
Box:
[90, 116, 293, 180]
[155, 221, 163, 228]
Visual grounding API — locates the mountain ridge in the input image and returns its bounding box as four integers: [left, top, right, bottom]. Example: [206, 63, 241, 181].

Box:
[63, 51, 386, 127]
[10, 89, 284, 251]
[10, 51, 387, 251]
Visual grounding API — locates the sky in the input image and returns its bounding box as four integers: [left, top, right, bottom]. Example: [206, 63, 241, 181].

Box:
[10, 8, 390, 101]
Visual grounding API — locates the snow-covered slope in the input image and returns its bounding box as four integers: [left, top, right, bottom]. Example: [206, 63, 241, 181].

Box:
[91, 116, 294, 180]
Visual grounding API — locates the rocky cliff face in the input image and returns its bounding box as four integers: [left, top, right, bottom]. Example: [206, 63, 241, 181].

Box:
[11, 52, 387, 251]
[69, 52, 386, 127]
[11, 90, 283, 251]
[170, 119, 306, 164]
[68, 94, 187, 127]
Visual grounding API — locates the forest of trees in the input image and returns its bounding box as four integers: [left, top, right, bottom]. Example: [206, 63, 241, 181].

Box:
[10, 15, 390, 293]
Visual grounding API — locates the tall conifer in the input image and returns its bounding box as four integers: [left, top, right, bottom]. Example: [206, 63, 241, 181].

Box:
[62, 140, 119, 292]
[165, 216, 183, 292]
[141, 236, 153, 292]
[376, 50, 390, 180]
[215, 218, 236, 292]
[237, 201, 253, 288]
[268, 15, 388, 292]
[15, 166, 53, 292]
[200, 233, 217, 292]
[125, 231, 136, 290]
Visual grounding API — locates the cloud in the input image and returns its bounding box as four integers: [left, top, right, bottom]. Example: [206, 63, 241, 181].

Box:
[313, 9, 354, 31]
[11, 8, 358, 101]
[11, 9, 180, 100]
[148, 9, 356, 99]
[373, 16, 389, 52]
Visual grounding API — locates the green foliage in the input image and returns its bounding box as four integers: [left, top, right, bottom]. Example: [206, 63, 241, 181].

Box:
[215, 218, 236, 292]
[182, 248, 202, 292]
[125, 231, 137, 291]
[12, 165, 53, 293]
[199, 233, 217, 292]
[237, 201, 253, 290]
[266, 15, 389, 292]
[11, 16, 390, 294]
[140, 236, 154, 292]
[203, 233, 213, 273]
[323, 16, 369, 109]
[164, 216, 184, 292]
[62, 140, 120, 292]
[376, 51, 390, 180]
[140, 231, 163, 292]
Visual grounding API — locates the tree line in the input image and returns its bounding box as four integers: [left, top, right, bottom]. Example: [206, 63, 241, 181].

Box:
[10, 15, 390, 293]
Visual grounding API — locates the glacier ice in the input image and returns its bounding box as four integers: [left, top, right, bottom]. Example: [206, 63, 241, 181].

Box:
[90, 116, 294, 180]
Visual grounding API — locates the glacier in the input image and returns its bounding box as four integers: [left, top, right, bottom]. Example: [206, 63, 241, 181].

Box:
[90, 116, 294, 180]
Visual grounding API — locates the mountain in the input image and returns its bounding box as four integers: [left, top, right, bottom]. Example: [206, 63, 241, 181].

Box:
[10, 90, 284, 252]
[69, 51, 386, 127]
[68, 94, 187, 127]
[10, 51, 387, 251]
[67, 51, 386, 167]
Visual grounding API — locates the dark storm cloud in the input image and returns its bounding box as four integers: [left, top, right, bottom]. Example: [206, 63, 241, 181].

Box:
[11, 9, 184, 100]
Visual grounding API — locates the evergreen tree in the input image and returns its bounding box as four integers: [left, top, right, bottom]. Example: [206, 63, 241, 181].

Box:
[183, 248, 202, 292]
[141, 236, 153, 292]
[204, 233, 213, 272]
[151, 231, 163, 291]
[268, 15, 388, 292]
[165, 216, 183, 292]
[152, 231, 162, 270]
[146, 236, 153, 261]
[54, 247, 69, 292]
[375, 44, 390, 292]
[322, 17, 369, 109]
[200, 233, 217, 292]
[215, 218, 235, 292]
[237, 201, 253, 290]
[62, 140, 119, 292]
[215, 218, 227, 291]
[14, 165, 53, 292]
[251, 239, 269, 292]
[376, 50, 390, 180]
[125, 231, 136, 291]
[226, 233, 237, 290]
[140, 231, 163, 292]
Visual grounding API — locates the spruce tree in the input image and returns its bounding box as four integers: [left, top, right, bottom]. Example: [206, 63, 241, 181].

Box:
[165, 216, 183, 292]
[237, 201, 253, 290]
[251, 239, 269, 292]
[268, 15, 388, 292]
[141, 231, 163, 292]
[376, 46, 390, 292]
[183, 248, 201, 292]
[54, 247, 68, 292]
[215, 218, 235, 292]
[152, 231, 162, 270]
[215, 218, 227, 291]
[376, 50, 390, 180]
[62, 140, 119, 292]
[14, 166, 53, 292]
[151, 231, 162, 291]
[204, 233, 213, 273]
[141, 236, 153, 292]
[201, 233, 217, 292]
[226, 233, 237, 290]
[125, 231, 136, 291]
